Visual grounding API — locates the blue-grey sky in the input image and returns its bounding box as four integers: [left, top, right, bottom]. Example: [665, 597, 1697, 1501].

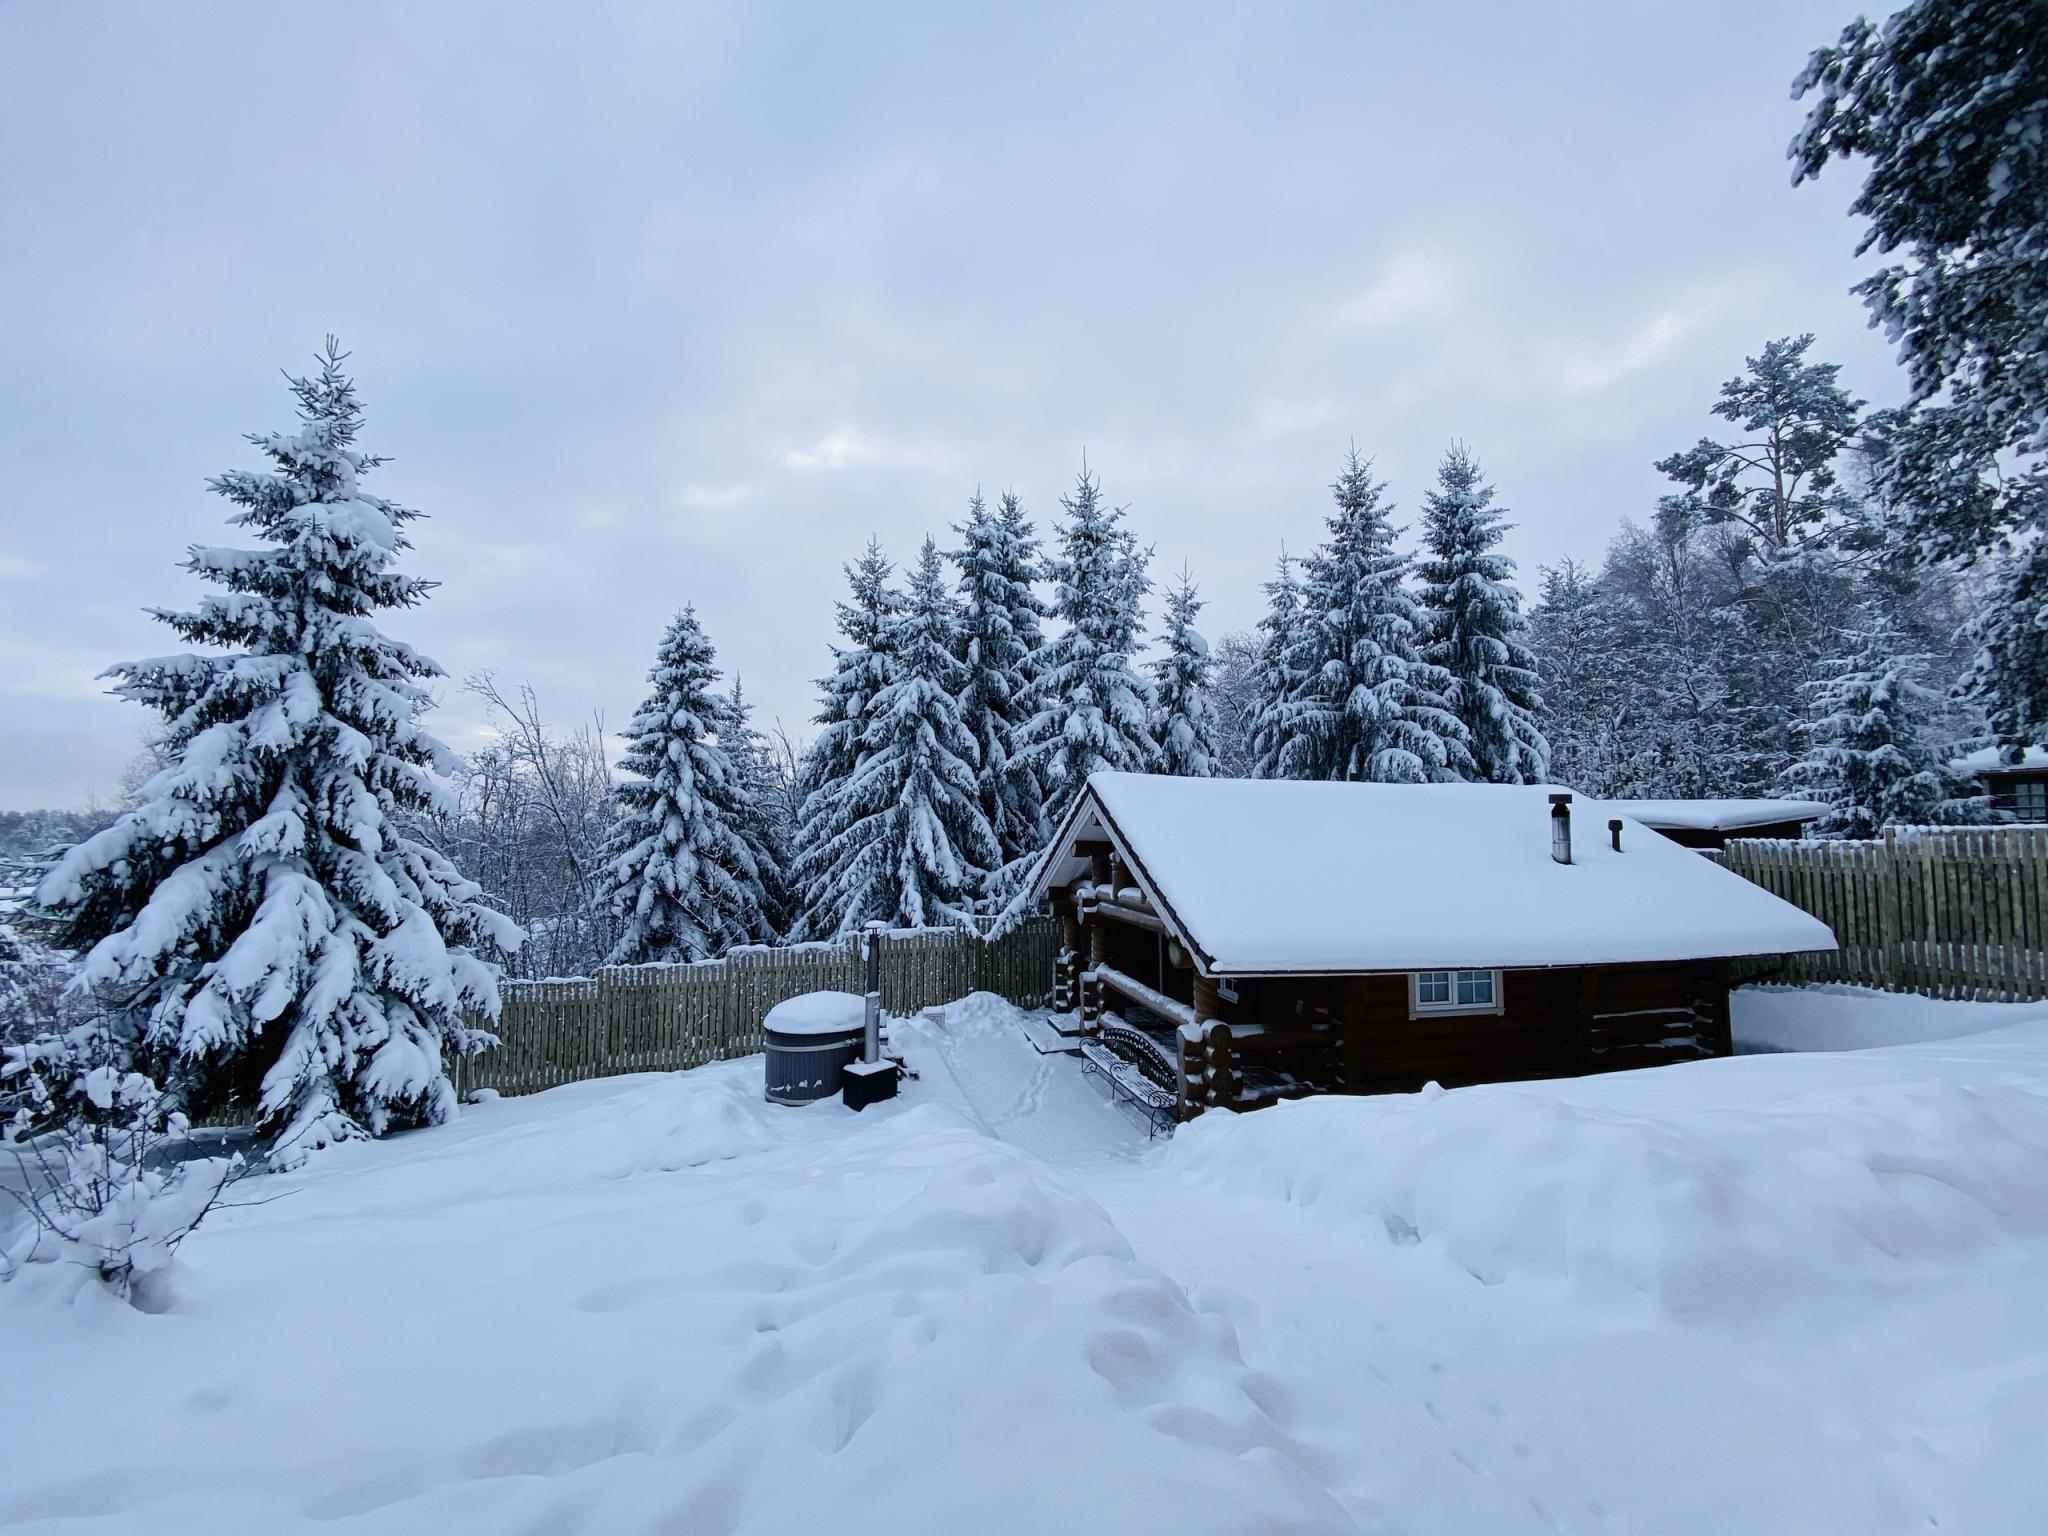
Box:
[0, 0, 1897, 807]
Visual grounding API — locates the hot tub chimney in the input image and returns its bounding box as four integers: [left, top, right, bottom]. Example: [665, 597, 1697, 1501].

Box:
[1609, 818, 1624, 852]
[1549, 792, 1573, 865]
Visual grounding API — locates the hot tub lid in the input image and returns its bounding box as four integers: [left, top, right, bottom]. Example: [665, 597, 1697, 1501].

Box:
[764, 990, 868, 1036]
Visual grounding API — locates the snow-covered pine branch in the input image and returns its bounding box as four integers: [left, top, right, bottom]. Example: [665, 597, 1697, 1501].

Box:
[34, 341, 518, 1162]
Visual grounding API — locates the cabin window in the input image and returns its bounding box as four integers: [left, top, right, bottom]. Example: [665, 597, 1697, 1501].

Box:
[2013, 780, 2048, 822]
[1410, 969, 1502, 1017]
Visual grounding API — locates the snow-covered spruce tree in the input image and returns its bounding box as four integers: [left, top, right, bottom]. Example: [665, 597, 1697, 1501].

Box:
[36, 341, 518, 1157]
[598, 609, 772, 965]
[796, 540, 998, 932]
[1528, 559, 1636, 796]
[1792, 0, 2048, 750]
[1018, 464, 1158, 821]
[1271, 450, 1471, 782]
[948, 489, 1049, 875]
[790, 541, 901, 938]
[1206, 631, 1263, 779]
[719, 677, 795, 942]
[1248, 550, 1308, 779]
[1779, 608, 1995, 837]
[1418, 444, 1549, 785]
[1149, 567, 1220, 778]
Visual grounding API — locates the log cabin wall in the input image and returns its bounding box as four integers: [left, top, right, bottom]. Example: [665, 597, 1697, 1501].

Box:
[1160, 962, 1733, 1102]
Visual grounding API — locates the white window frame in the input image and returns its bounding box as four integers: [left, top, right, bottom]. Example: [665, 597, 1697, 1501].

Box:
[1409, 968, 1503, 1018]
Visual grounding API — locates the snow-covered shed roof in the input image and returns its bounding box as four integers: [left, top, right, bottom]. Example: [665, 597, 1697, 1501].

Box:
[1953, 746, 2048, 775]
[1031, 774, 1836, 977]
[1603, 798, 1827, 833]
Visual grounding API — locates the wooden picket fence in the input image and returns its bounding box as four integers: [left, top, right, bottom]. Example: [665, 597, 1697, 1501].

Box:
[1714, 826, 2048, 1000]
[453, 918, 1059, 1099]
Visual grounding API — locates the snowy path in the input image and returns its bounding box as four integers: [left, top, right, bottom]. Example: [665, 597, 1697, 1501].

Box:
[905, 995, 2048, 1535]
[3, 989, 2045, 1533]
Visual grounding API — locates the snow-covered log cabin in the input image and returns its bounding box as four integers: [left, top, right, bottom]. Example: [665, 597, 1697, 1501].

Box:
[1027, 774, 1837, 1120]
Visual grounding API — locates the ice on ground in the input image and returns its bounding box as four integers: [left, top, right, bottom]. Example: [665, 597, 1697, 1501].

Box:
[5, 987, 2047, 1533]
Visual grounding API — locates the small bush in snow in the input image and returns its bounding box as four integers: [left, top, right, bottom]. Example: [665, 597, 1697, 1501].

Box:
[3, 1017, 249, 1307]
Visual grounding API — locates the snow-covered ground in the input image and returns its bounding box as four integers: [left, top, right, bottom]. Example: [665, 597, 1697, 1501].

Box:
[5, 988, 2047, 1534]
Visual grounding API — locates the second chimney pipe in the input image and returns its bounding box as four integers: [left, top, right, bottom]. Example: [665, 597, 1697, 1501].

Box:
[1549, 792, 1573, 865]
[1609, 818, 1624, 852]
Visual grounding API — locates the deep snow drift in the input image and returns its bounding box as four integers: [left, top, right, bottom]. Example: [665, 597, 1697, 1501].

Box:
[5, 989, 2047, 1534]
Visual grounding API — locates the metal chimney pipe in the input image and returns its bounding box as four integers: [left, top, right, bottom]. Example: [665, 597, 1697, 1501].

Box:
[1549, 792, 1573, 865]
[1608, 818, 1624, 852]
[862, 921, 885, 1063]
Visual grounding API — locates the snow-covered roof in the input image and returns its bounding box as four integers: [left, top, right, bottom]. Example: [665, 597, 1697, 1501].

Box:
[1953, 746, 2048, 774]
[1032, 774, 1836, 976]
[1603, 798, 1827, 833]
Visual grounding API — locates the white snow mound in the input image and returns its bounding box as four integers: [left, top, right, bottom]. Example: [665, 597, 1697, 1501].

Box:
[1165, 1066, 2048, 1321]
[0, 1062, 1345, 1536]
[763, 989, 867, 1034]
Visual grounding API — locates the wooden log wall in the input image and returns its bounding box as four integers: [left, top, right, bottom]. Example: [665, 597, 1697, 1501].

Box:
[455, 918, 1059, 1100]
[1714, 826, 2048, 1000]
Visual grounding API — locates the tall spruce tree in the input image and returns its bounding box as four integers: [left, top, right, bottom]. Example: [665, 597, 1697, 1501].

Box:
[1248, 550, 1308, 779]
[598, 608, 772, 965]
[790, 541, 900, 937]
[1528, 560, 1637, 795]
[36, 341, 518, 1157]
[720, 678, 795, 942]
[1149, 567, 1220, 778]
[1417, 444, 1549, 784]
[796, 540, 997, 931]
[1792, 0, 2048, 749]
[1018, 463, 1158, 820]
[949, 489, 1049, 875]
[1271, 450, 1470, 782]
[1779, 608, 1994, 837]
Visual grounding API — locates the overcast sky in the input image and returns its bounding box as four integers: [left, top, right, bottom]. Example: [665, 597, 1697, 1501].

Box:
[0, 0, 1898, 808]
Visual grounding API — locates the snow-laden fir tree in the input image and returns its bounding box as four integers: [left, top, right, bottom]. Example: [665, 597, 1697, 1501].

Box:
[1270, 450, 1471, 782]
[1417, 444, 1549, 784]
[1792, 0, 2048, 751]
[1148, 567, 1220, 778]
[36, 341, 518, 1157]
[597, 609, 773, 966]
[790, 541, 900, 937]
[795, 540, 998, 932]
[1779, 609, 1994, 838]
[719, 677, 795, 942]
[1017, 463, 1157, 820]
[948, 489, 1049, 874]
[1248, 550, 1308, 779]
